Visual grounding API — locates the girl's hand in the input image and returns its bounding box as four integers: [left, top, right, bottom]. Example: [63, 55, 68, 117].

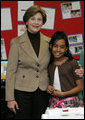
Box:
[47, 85, 54, 94]
[52, 90, 64, 97]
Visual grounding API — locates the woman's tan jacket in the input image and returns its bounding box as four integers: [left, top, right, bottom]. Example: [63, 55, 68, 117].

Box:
[5, 31, 51, 101]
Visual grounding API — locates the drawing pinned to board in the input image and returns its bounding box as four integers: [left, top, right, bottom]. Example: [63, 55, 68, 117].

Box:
[69, 44, 83, 55]
[61, 1, 81, 19]
[18, 1, 34, 21]
[1, 38, 7, 60]
[68, 34, 83, 55]
[18, 24, 27, 36]
[41, 7, 55, 30]
[1, 8, 12, 31]
[68, 34, 83, 44]
[1, 61, 8, 80]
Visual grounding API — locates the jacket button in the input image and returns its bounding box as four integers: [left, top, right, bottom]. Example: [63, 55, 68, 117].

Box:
[18, 60, 21, 62]
[22, 75, 25, 78]
[37, 69, 39, 72]
[37, 64, 40, 67]
[36, 75, 39, 78]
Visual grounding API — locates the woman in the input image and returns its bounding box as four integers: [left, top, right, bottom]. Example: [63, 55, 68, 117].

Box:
[6, 5, 83, 119]
[6, 5, 50, 119]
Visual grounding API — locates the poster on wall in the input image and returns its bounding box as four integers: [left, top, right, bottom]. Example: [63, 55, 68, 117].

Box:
[18, 24, 26, 36]
[1, 38, 7, 60]
[69, 44, 83, 55]
[18, 1, 34, 21]
[1, 8, 12, 31]
[41, 7, 55, 30]
[68, 34, 83, 44]
[1, 61, 8, 80]
[61, 1, 81, 19]
[68, 34, 83, 55]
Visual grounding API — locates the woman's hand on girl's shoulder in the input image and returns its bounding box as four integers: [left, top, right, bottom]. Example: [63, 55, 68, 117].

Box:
[75, 64, 84, 77]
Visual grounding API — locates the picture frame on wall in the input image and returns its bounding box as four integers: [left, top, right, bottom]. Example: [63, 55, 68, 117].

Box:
[61, 1, 81, 19]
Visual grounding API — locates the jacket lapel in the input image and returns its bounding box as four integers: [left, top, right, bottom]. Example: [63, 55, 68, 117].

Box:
[38, 33, 49, 61]
[38, 33, 45, 60]
[19, 31, 49, 62]
[19, 31, 38, 61]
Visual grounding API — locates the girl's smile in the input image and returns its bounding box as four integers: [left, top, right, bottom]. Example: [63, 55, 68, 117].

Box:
[52, 39, 67, 59]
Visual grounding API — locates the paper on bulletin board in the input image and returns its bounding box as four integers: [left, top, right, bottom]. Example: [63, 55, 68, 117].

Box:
[69, 44, 83, 55]
[1, 8, 12, 31]
[1, 38, 7, 60]
[61, 1, 81, 19]
[1, 61, 8, 80]
[18, 1, 34, 21]
[68, 33, 83, 55]
[68, 34, 83, 45]
[41, 7, 55, 30]
[18, 24, 27, 36]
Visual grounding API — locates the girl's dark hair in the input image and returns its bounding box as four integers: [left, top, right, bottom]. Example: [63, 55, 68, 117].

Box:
[49, 31, 73, 64]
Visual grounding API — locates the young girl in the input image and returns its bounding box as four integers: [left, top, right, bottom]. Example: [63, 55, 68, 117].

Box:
[47, 31, 83, 108]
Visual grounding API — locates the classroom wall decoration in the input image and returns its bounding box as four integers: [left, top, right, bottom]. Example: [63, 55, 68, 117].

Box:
[61, 1, 82, 19]
[1, 1, 84, 60]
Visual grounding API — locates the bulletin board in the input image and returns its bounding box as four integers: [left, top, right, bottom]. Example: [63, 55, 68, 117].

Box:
[1, 1, 84, 60]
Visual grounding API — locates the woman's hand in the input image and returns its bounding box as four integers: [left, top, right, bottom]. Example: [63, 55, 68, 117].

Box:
[47, 85, 55, 94]
[75, 64, 84, 77]
[7, 100, 19, 114]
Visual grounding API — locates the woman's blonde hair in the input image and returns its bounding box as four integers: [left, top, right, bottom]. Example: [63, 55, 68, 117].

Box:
[23, 5, 47, 25]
